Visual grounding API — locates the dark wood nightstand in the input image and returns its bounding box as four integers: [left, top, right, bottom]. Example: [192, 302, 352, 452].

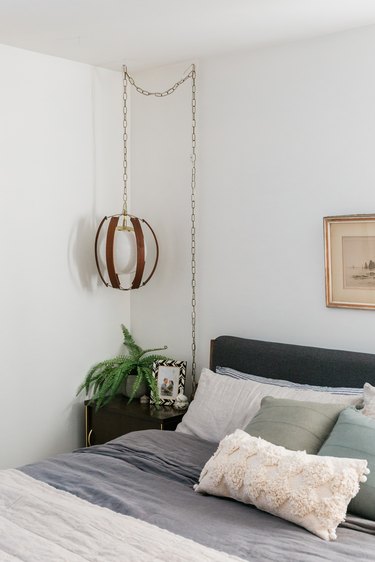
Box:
[84, 395, 186, 446]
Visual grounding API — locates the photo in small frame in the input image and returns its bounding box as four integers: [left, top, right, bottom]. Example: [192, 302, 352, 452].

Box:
[324, 214, 375, 310]
[151, 360, 186, 406]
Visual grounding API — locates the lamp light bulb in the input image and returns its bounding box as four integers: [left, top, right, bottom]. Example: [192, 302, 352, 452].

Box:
[99, 228, 138, 275]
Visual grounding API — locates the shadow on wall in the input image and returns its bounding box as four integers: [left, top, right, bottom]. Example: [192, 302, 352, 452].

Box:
[68, 216, 101, 291]
[47, 400, 85, 455]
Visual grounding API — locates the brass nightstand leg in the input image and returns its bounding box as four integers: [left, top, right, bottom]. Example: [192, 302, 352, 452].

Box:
[85, 405, 88, 446]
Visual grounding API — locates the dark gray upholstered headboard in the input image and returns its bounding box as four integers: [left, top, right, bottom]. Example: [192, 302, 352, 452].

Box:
[210, 336, 375, 388]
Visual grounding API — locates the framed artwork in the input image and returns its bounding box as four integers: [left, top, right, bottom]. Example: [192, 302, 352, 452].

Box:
[151, 360, 186, 406]
[324, 214, 375, 310]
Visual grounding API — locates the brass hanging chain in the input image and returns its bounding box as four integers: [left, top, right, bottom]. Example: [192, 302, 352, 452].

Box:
[125, 68, 194, 97]
[121, 65, 194, 218]
[121, 65, 130, 229]
[124, 64, 197, 394]
[190, 65, 197, 395]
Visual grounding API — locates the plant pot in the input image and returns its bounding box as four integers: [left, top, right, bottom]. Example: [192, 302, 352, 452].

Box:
[122, 374, 147, 399]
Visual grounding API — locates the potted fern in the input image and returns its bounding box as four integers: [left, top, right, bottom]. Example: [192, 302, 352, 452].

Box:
[77, 325, 170, 409]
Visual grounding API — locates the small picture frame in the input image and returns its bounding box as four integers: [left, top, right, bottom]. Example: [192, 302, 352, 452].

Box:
[151, 360, 186, 406]
[324, 214, 375, 310]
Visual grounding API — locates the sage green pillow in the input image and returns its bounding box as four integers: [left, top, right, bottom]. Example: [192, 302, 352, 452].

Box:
[245, 396, 345, 454]
[318, 407, 375, 521]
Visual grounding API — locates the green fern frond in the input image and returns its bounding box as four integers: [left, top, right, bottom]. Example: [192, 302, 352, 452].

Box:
[92, 374, 106, 398]
[94, 370, 120, 409]
[127, 368, 145, 402]
[121, 324, 142, 356]
[140, 354, 170, 367]
[76, 356, 127, 397]
[139, 346, 168, 359]
[110, 369, 128, 394]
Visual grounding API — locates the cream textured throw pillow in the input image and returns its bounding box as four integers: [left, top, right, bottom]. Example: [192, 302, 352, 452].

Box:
[194, 430, 369, 541]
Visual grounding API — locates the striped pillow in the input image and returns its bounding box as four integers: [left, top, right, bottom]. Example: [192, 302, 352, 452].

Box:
[216, 366, 363, 396]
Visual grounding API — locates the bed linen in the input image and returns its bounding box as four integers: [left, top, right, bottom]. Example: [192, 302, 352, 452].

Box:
[1, 469, 239, 562]
[13, 430, 375, 562]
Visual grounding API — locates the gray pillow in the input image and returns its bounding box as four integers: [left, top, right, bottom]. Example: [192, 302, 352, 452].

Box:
[318, 407, 375, 521]
[245, 396, 346, 454]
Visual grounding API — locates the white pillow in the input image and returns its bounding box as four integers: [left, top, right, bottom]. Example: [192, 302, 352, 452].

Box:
[363, 382, 375, 418]
[194, 429, 369, 541]
[176, 368, 361, 442]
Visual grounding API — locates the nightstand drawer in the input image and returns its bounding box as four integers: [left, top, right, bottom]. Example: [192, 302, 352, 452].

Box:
[85, 395, 185, 446]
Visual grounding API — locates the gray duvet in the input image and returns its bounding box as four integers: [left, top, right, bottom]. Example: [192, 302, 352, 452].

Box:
[21, 430, 374, 561]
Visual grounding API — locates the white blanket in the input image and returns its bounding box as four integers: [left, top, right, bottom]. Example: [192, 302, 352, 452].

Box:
[0, 469, 243, 562]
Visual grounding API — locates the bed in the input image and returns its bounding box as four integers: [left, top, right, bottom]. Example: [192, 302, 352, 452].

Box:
[2, 335, 375, 561]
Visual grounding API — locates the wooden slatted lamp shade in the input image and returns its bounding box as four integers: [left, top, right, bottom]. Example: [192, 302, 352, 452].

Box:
[95, 214, 159, 291]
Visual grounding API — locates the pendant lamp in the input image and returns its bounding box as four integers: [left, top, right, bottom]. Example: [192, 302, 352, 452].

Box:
[94, 66, 159, 290]
[94, 64, 198, 393]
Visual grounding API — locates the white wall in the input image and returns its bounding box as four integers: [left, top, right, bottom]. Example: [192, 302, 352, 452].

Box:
[4, 23, 375, 467]
[0, 44, 129, 468]
[131, 25, 375, 390]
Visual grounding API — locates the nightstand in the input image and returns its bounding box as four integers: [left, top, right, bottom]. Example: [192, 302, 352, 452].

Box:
[84, 395, 186, 446]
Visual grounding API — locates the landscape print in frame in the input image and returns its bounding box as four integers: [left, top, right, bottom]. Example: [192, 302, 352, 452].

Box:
[324, 214, 375, 310]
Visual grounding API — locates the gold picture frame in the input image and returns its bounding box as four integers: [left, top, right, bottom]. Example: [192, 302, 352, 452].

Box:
[324, 214, 375, 310]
